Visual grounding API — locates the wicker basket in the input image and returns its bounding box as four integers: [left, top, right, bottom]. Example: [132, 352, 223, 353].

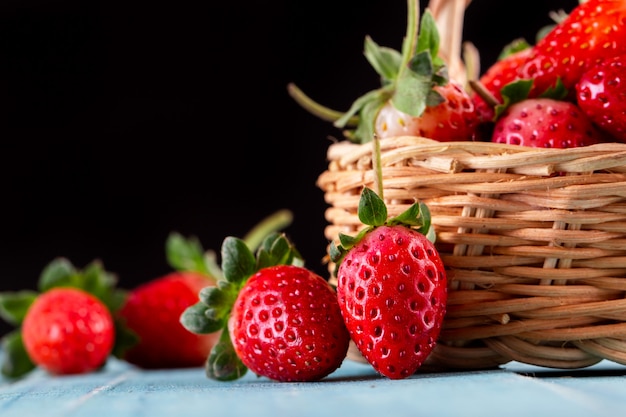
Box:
[317, 136, 626, 370]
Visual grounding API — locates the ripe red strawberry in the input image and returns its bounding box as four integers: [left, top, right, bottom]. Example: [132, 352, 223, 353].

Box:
[22, 287, 115, 375]
[374, 81, 479, 142]
[576, 54, 626, 142]
[181, 232, 350, 382]
[331, 187, 447, 379]
[229, 264, 350, 382]
[0, 258, 126, 378]
[491, 97, 606, 148]
[117, 271, 219, 369]
[519, 0, 626, 98]
[288, 4, 480, 143]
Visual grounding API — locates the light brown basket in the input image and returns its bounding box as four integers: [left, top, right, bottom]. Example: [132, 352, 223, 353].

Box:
[317, 136, 626, 370]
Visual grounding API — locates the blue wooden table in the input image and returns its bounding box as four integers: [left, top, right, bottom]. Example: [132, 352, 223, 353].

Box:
[2, 353, 626, 417]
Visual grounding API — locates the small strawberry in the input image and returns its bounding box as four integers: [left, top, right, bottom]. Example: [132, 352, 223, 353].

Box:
[519, 0, 626, 98]
[0, 258, 127, 378]
[181, 232, 350, 382]
[330, 187, 447, 380]
[288, 1, 480, 143]
[576, 54, 626, 142]
[117, 271, 219, 369]
[22, 287, 115, 375]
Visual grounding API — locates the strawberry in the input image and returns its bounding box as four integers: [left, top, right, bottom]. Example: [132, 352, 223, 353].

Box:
[330, 187, 447, 379]
[491, 96, 606, 148]
[181, 232, 350, 382]
[374, 81, 479, 142]
[576, 54, 626, 142]
[229, 264, 350, 382]
[519, 0, 626, 98]
[117, 271, 219, 369]
[288, 1, 480, 143]
[0, 258, 127, 378]
[21, 287, 115, 375]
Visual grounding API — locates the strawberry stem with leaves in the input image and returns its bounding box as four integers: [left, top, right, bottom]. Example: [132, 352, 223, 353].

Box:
[288, 0, 449, 144]
[180, 232, 304, 381]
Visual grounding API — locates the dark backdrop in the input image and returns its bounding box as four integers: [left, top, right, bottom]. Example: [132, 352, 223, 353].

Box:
[0, 0, 579, 337]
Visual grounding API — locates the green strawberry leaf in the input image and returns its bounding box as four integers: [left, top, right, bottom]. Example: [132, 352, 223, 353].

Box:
[1, 331, 35, 379]
[221, 237, 257, 285]
[111, 318, 140, 359]
[0, 291, 37, 326]
[166, 232, 221, 279]
[38, 257, 78, 291]
[539, 77, 568, 100]
[358, 187, 388, 227]
[180, 300, 223, 334]
[364, 35, 402, 82]
[493, 79, 534, 120]
[206, 328, 248, 381]
[497, 38, 531, 60]
[80, 260, 120, 308]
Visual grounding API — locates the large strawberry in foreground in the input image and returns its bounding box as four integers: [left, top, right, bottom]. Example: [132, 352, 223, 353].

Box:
[330, 187, 447, 380]
[229, 264, 350, 382]
[181, 232, 350, 382]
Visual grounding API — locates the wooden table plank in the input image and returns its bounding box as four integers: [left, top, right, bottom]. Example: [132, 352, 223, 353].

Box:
[2, 356, 626, 417]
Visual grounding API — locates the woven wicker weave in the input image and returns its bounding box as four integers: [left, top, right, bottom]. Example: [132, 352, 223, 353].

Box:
[317, 136, 626, 370]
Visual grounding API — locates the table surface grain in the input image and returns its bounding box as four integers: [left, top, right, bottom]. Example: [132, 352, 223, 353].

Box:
[2, 352, 626, 417]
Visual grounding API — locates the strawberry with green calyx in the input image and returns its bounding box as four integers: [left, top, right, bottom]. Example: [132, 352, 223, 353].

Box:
[181, 232, 350, 382]
[489, 78, 606, 149]
[0, 258, 129, 378]
[329, 137, 447, 379]
[288, 0, 479, 144]
[117, 209, 295, 370]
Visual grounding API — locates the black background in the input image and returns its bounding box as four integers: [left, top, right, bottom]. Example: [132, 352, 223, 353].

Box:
[0, 0, 579, 337]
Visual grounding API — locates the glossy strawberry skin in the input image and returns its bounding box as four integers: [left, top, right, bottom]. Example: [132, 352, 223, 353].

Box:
[519, 0, 626, 98]
[22, 287, 115, 375]
[472, 48, 534, 123]
[576, 54, 626, 142]
[336, 225, 447, 380]
[118, 271, 219, 369]
[492, 98, 606, 148]
[228, 265, 350, 382]
[375, 82, 480, 142]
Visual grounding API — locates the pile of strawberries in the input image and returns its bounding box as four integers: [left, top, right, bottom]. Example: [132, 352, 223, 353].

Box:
[3, 0, 626, 384]
[290, 0, 626, 149]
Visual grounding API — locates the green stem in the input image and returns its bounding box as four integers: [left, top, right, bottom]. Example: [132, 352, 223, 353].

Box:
[398, 0, 420, 80]
[287, 83, 359, 126]
[373, 137, 384, 200]
[242, 209, 294, 252]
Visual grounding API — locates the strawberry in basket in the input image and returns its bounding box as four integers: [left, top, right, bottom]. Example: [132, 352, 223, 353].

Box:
[288, 0, 480, 143]
[471, 0, 626, 147]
